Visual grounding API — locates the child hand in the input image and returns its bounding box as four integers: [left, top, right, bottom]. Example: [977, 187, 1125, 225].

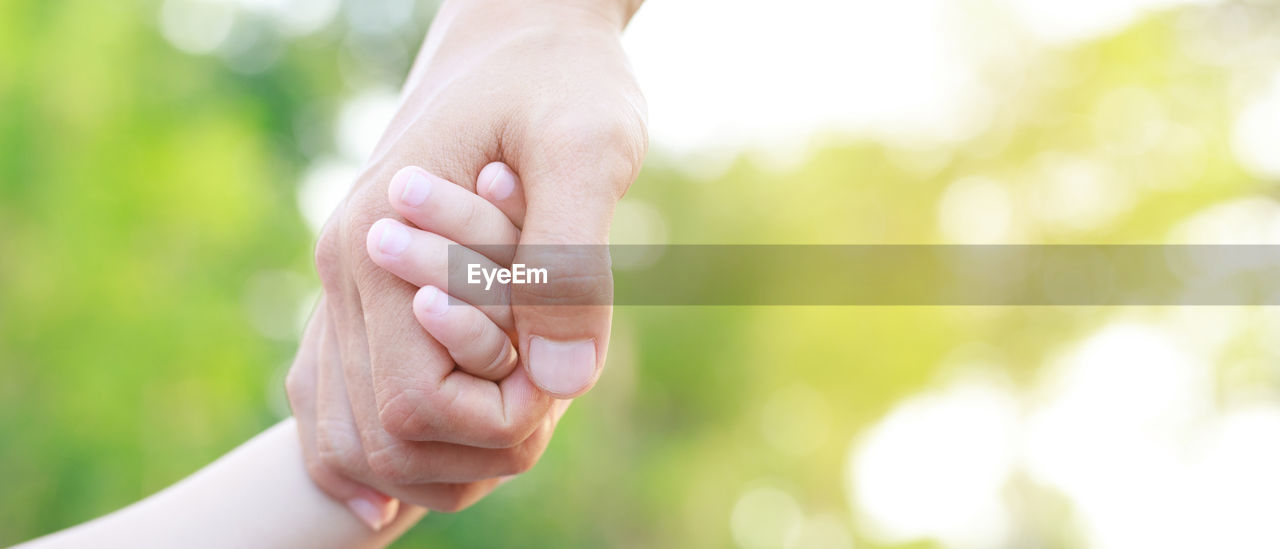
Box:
[365, 162, 527, 381]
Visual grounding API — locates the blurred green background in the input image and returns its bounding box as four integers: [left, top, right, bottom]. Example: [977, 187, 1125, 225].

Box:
[4, 1, 1280, 548]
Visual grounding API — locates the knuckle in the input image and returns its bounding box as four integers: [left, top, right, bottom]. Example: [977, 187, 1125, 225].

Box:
[315, 426, 363, 474]
[502, 445, 541, 476]
[365, 443, 413, 484]
[378, 381, 534, 448]
[284, 367, 308, 403]
[487, 420, 530, 449]
[479, 344, 515, 379]
[507, 421, 554, 474]
[314, 227, 343, 290]
[315, 200, 386, 293]
[303, 459, 341, 493]
[511, 269, 612, 307]
[340, 186, 393, 260]
[455, 194, 483, 234]
[509, 246, 612, 309]
[377, 386, 435, 440]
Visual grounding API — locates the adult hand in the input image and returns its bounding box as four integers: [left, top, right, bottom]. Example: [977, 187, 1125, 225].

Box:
[286, 0, 647, 522]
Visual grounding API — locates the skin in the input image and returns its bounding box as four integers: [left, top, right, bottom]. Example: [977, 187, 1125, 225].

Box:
[19, 159, 552, 546]
[17, 418, 424, 549]
[288, 0, 649, 527]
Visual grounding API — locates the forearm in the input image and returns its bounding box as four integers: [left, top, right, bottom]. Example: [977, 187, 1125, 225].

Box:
[19, 419, 424, 549]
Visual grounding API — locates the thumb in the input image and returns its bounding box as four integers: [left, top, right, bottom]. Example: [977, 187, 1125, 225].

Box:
[511, 154, 632, 398]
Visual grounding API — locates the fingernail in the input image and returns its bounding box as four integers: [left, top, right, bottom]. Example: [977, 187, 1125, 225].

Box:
[480, 163, 515, 201]
[346, 492, 398, 531]
[375, 219, 410, 256]
[527, 336, 596, 396]
[418, 285, 449, 317]
[394, 167, 431, 207]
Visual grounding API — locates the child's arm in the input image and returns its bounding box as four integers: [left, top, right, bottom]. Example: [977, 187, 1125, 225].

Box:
[17, 419, 424, 549]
